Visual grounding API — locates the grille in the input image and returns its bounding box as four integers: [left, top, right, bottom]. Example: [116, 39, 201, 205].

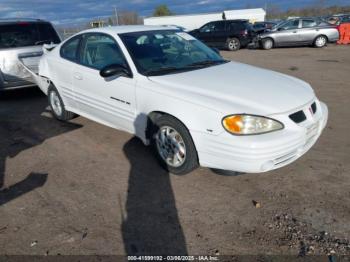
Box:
[289, 110, 306, 123]
[274, 150, 298, 167]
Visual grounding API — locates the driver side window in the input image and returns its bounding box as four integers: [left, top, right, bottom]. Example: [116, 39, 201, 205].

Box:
[79, 33, 127, 70]
[200, 22, 215, 33]
[282, 19, 300, 30]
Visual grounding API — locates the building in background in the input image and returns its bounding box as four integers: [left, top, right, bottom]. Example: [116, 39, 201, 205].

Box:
[90, 20, 106, 28]
[144, 8, 266, 31]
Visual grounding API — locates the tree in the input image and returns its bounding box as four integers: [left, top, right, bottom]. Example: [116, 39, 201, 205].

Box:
[266, 4, 282, 19]
[153, 4, 173, 17]
[118, 11, 141, 25]
[108, 17, 114, 26]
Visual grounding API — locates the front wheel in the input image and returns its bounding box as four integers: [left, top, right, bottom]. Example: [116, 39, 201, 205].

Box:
[48, 86, 76, 121]
[261, 38, 274, 50]
[314, 35, 327, 48]
[226, 38, 241, 51]
[151, 115, 199, 175]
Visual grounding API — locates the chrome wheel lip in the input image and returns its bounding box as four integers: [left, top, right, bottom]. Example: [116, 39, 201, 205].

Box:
[49, 91, 62, 116]
[155, 126, 186, 168]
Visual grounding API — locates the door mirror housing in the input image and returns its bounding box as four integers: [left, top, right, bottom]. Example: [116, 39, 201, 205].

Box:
[277, 27, 285, 31]
[100, 64, 131, 78]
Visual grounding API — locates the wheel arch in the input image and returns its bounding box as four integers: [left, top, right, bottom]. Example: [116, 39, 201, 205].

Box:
[261, 37, 275, 47]
[145, 111, 192, 141]
[145, 110, 199, 164]
[228, 35, 240, 40]
[139, 110, 197, 152]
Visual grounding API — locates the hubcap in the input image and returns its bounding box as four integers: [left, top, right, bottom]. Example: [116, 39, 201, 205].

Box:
[229, 40, 238, 49]
[50, 91, 62, 116]
[265, 40, 273, 49]
[155, 126, 186, 167]
[316, 37, 326, 47]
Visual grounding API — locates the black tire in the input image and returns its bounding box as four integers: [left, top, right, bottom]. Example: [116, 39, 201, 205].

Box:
[151, 114, 199, 175]
[261, 38, 274, 50]
[48, 85, 76, 121]
[314, 35, 327, 48]
[226, 37, 241, 51]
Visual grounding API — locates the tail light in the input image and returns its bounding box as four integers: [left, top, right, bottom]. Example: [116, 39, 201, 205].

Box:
[17, 22, 30, 26]
[240, 29, 248, 36]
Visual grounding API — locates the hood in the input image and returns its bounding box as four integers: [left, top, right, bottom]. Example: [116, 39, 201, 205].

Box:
[148, 61, 315, 115]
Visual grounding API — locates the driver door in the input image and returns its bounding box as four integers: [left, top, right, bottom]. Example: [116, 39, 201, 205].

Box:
[274, 19, 301, 46]
[72, 33, 137, 133]
[197, 22, 215, 45]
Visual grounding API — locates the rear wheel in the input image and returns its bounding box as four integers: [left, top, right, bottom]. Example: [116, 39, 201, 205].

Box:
[226, 38, 241, 51]
[151, 115, 199, 175]
[314, 35, 327, 48]
[261, 38, 274, 50]
[48, 86, 76, 121]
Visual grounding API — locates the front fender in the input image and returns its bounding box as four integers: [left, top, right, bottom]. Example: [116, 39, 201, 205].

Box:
[135, 84, 224, 144]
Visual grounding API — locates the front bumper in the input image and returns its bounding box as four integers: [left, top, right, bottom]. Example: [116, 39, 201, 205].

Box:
[192, 101, 328, 173]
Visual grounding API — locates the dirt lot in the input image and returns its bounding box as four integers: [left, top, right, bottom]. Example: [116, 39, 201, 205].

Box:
[1, 45, 350, 259]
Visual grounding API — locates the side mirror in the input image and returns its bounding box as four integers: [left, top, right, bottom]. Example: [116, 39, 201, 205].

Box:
[100, 64, 131, 78]
[277, 27, 285, 31]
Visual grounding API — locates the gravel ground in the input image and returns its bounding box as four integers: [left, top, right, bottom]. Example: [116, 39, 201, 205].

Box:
[0, 44, 349, 259]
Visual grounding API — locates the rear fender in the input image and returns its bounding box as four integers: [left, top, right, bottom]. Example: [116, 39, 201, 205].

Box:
[17, 53, 51, 95]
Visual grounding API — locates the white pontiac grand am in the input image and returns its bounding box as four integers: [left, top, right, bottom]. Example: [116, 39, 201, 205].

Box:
[36, 25, 328, 175]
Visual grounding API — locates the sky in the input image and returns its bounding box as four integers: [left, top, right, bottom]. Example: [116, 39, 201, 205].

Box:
[0, 0, 349, 26]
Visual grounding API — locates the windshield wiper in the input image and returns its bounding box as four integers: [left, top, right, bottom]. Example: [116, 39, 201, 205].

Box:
[35, 40, 52, 45]
[145, 66, 192, 76]
[187, 60, 228, 68]
[145, 60, 228, 76]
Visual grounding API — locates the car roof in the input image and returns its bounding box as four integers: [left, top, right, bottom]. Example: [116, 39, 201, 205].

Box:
[214, 19, 248, 23]
[0, 18, 49, 24]
[198, 19, 248, 24]
[79, 25, 179, 35]
[289, 17, 321, 20]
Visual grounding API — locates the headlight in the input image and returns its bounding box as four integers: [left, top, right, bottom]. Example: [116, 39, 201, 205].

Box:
[222, 114, 284, 135]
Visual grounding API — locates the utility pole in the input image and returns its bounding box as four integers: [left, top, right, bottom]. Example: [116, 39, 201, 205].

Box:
[114, 6, 119, 25]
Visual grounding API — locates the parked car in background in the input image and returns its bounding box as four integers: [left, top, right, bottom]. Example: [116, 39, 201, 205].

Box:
[258, 17, 339, 49]
[0, 19, 60, 91]
[161, 24, 187, 31]
[28, 26, 328, 175]
[252, 21, 278, 34]
[189, 20, 255, 51]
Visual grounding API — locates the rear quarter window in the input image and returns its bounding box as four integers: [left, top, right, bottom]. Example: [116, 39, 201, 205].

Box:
[0, 22, 60, 49]
[229, 22, 250, 31]
[60, 36, 80, 62]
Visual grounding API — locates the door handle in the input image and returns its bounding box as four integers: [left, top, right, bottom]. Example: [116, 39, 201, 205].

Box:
[74, 73, 83, 80]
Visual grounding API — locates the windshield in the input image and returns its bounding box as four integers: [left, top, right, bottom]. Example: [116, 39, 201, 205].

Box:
[0, 22, 60, 49]
[119, 30, 227, 76]
[272, 20, 285, 30]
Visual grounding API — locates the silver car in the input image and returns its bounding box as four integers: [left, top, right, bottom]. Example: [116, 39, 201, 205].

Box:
[259, 18, 339, 50]
[0, 19, 60, 91]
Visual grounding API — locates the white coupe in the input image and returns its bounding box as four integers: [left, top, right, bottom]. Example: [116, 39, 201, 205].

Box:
[33, 26, 328, 174]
